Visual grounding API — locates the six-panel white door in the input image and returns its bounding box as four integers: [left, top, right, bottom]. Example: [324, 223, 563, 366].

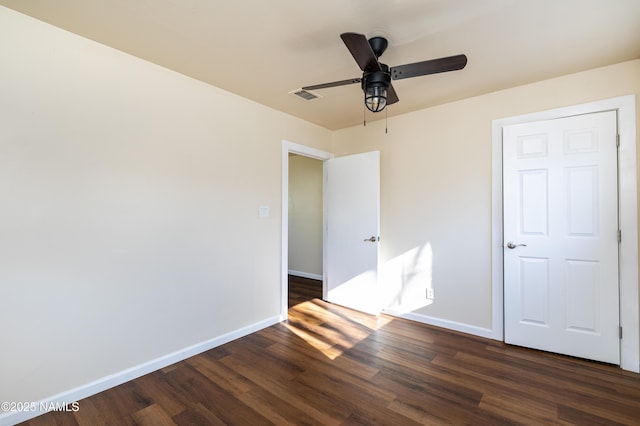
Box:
[324, 151, 380, 315]
[503, 111, 620, 364]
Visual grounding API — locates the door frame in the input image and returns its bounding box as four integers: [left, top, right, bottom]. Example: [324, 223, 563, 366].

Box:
[491, 95, 638, 372]
[281, 140, 333, 321]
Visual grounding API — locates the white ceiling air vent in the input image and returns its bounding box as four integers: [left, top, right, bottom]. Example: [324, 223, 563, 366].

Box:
[289, 88, 322, 101]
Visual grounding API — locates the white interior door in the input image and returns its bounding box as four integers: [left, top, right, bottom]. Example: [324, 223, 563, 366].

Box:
[324, 151, 380, 315]
[503, 111, 620, 364]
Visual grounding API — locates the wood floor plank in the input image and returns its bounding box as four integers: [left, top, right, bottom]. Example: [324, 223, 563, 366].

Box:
[262, 325, 380, 380]
[373, 365, 484, 419]
[388, 399, 455, 425]
[130, 404, 176, 426]
[342, 409, 425, 426]
[132, 372, 186, 418]
[18, 275, 640, 425]
[455, 350, 640, 415]
[557, 404, 628, 426]
[219, 354, 345, 425]
[288, 275, 322, 307]
[80, 391, 136, 426]
[22, 411, 79, 426]
[170, 402, 226, 426]
[479, 391, 560, 425]
[68, 399, 104, 426]
[267, 343, 395, 402]
[186, 355, 253, 397]
[235, 387, 315, 426]
[433, 350, 640, 424]
[161, 362, 268, 425]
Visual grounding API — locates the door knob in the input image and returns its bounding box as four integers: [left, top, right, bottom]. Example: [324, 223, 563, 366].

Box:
[506, 241, 527, 249]
[364, 236, 379, 242]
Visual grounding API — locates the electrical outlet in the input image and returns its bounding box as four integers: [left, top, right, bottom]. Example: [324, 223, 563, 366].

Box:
[426, 288, 434, 299]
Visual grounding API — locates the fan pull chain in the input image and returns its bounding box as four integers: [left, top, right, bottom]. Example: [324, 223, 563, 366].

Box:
[385, 107, 388, 134]
[363, 103, 366, 127]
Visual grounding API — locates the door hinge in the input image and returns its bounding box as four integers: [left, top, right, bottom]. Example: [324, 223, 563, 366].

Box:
[619, 326, 623, 339]
[618, 229, 622, 243]
[616, 133, 620, 148]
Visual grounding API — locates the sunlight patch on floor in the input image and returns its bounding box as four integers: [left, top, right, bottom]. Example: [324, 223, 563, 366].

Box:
[283, 320, 344, 360]
[286, 300, 393, 360]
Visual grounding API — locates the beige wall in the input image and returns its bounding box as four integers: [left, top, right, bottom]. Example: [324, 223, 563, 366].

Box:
[332, 59, 640, 330]
[0, 6, 331, 409]
[288, 154, 323, 277]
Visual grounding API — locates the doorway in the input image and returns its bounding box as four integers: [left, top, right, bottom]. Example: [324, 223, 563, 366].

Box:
[288, 153, 324, 306]
[281, 141, 333, 319]
[281, 142, 382, 319]
[288, 153, 324, 281]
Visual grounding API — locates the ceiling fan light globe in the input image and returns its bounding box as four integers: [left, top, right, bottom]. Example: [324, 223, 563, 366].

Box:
[365, 87, 387, 112]
[363, 68, 391, 113]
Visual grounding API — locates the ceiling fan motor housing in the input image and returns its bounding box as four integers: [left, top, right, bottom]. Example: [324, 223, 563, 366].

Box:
[362, 64, 391, 112]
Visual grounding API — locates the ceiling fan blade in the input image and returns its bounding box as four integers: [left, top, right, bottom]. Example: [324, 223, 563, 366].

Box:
[340, 32, 382, 72]
[387, 83, 399, 105]
[302, 77, 361, 91]
[391, 54, 467, 80]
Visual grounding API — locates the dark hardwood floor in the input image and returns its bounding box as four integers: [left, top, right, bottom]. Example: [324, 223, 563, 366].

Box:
[20, 275, 640, 425]
[288, 274, 323, 308]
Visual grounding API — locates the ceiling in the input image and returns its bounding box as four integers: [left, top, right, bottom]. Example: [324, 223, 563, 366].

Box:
[1, 0, 639, 130]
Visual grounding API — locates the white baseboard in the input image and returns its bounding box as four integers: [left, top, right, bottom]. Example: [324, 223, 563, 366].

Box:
[0, 315, 281, 426]
[288, 270, 323, 281]
[382, 309, 497, 340]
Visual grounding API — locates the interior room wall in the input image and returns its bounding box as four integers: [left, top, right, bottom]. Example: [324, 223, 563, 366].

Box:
[2, 3, 639, 421]
[288, 154, 323, 278]
[0, 5, 331, 413]
[332, 59, 640, 333]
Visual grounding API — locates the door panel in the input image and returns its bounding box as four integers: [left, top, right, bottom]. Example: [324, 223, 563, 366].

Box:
[566, 166, 598, 235]
[324, 151, 380, 315]
[504, 111, 619, 364]
[565, 260, 599, 332]
[519, 169, 548, 235]
[519, 256, 549, 326]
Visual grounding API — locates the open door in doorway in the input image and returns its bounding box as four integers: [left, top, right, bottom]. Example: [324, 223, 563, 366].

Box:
[324, 151, 381, 315]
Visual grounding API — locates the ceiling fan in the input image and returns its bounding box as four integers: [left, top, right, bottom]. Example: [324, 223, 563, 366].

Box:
[303, 32, 467, 113]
